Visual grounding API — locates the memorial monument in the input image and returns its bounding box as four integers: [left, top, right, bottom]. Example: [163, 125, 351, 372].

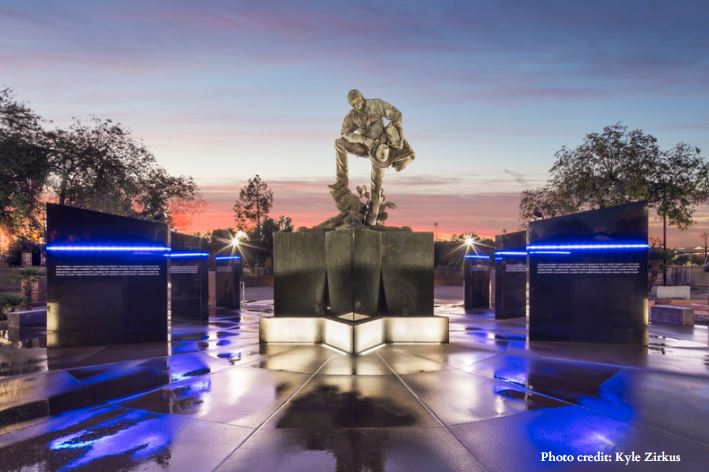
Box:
[260, 90, 447, 354]
[46, 204, 169, 348]
[527, 201, 649, 344]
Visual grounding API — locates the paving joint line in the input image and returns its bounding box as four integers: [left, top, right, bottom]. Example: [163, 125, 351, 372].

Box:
[376, 350, 490, 472]
[210, 352, 334, 472]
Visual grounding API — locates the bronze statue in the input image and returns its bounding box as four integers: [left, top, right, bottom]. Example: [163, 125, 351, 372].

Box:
[329, 89, 415, 226]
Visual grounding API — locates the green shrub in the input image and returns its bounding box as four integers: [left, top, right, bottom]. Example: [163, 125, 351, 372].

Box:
[18, 268, 45, 280]
[0, 292, 28, 318]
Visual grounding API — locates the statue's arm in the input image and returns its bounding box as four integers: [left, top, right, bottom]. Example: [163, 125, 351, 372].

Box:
[383, 101, 402, 127]
[340, 114, 368, 145]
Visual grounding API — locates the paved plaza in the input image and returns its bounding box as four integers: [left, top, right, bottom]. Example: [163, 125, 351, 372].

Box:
[1, 287, 708, 471]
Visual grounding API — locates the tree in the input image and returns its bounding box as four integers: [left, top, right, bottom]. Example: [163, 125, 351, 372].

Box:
[233, 175, 273, 231]
[520, 123, 709, 284]
[0, 89, 51, 236]
[1, 88, 200, 234]
[47, 117, 198, 225]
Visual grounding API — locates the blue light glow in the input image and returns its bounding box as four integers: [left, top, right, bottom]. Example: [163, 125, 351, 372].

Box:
[49, 409, 171, 470]
[528, 251, 571, 255]
[494, 251, 527, 257]
[47, 245, 170, 252]
[215, 255, 241, 260]
[465, 254, 490, 259]
[167, 252, 209, 258]
[526, 243, 648, 250]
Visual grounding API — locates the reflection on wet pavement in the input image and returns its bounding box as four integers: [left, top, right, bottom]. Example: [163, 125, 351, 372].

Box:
[0, 298, 708, 471]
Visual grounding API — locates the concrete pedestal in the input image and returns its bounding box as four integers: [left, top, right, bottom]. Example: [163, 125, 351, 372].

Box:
[259, 315, 449, 354]
[267, 229, 443, 353]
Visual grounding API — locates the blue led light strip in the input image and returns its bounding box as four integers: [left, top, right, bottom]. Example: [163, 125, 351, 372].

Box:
[464, 254, 490, 259]
[167, 252, 209, 258]
[528, 250, 571, 255]
[494, 251, 527, 256]
[47, 245, 171, 252]
[526, 243, 648, 250]
[215, 255, 241, 261]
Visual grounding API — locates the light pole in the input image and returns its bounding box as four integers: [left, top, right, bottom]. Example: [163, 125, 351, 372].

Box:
[702, 232, 708, 259]
[434, 222, 438, 242]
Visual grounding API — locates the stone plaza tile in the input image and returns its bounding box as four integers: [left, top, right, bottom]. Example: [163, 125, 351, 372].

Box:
[120, 366, 311, 428]
[215, 426, 485, 472]
[451, 404, 709, 472]
[247, 344, 333, 374]
[0, 405, 251, 471]
[399, 367, 567, 426]
[269, 373, 439, 429]
[318, 351, 395, 376]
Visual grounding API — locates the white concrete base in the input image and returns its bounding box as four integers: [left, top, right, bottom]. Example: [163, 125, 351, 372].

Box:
[259, 316, 449, 354]
[651, 285, 691, 300]
[650, 305, 694, 326]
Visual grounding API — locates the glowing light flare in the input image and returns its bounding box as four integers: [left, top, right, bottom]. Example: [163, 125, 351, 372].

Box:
[463, 235, 477, 248]
[230, 230, 248, 247]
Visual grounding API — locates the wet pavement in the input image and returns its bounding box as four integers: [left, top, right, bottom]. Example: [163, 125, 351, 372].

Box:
[0, 292, 708, 471]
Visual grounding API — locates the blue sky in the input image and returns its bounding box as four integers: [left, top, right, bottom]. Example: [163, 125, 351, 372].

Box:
[1, 0, 708, 243]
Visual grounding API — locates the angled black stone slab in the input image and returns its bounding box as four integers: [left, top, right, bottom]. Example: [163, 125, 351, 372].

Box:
[528, 201, 648, 344]
[464, 257, 491, 311]
[380, 232, 434, 316]
[326, 231, 354, 316]
[46, 203, 169, 348]
[494, 230, 527, 319]
[171, 232, 209, 320]
[274, 232, 327, 315]
[353, 230, 382, 315]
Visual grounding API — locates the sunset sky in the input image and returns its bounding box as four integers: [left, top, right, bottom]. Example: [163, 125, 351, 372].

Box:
[2, 0, 708, 247]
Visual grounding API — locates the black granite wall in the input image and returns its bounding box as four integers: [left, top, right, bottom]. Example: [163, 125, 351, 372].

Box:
[215, 257, 241, 310]
[494, 231, 527, 319]
[46, 204, 169, 348]
[170, 232, 209, 320]
[527, 201, 648, 344]
[464, 256, 490, 311]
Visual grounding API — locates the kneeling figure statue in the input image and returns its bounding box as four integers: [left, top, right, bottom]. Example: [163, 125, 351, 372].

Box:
[330, 89, 415, 226]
